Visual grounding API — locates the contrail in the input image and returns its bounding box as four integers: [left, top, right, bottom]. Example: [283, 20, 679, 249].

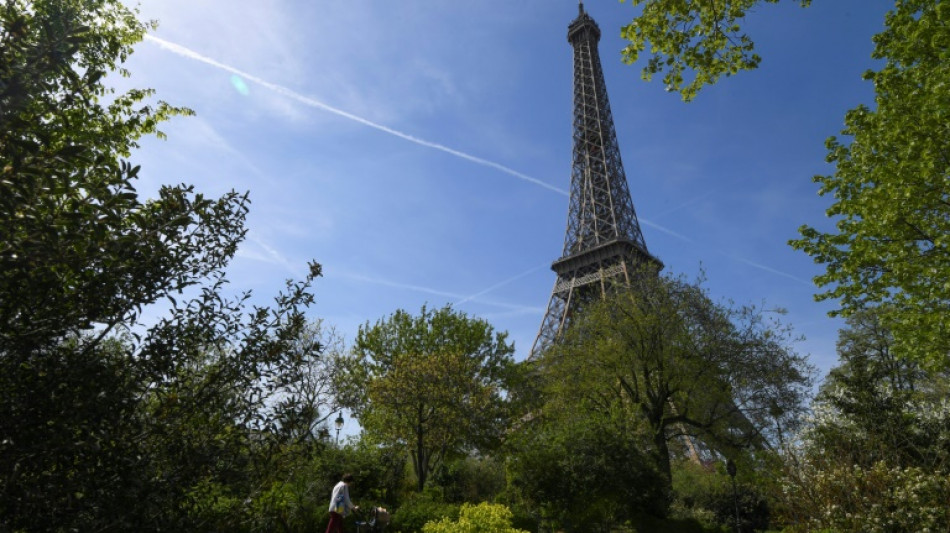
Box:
[242, 233, 306, 279]
[639, 219, 693, 243]
[652, 191, 715, 218]
[144, 36, 704, 251]
[145, 36, 812, 292]
[453, 264, 547, 306]
[341, 272, 464, 301]
[144, 35, 567, 196]
[339, 272, 544, 314]
[722, 253, 814, 286]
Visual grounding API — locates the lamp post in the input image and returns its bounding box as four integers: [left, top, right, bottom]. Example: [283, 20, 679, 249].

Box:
[727, 459, 739, 533]
[334, 412, 344, 445]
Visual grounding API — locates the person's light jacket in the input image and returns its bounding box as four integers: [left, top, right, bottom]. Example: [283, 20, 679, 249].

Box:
[328, 481, 353, 516]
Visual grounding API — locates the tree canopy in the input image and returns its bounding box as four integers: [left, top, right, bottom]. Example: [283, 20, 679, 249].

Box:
[0, 1, 322, 529]
[535, 271, 813, 496]
[812, 309, 950, 470]
[336, 305, 517, 492]
[778, 308, 950, 531]
[619, 0, 811, 102]
[505, 400, 668, 528]
[791, 0, 949, 367]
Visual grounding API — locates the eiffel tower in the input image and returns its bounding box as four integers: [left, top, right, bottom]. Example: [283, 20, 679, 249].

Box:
[531, 2, 661, 357]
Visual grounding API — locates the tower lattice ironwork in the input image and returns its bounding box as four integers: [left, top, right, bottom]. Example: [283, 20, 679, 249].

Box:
[531, 3, 661, 357]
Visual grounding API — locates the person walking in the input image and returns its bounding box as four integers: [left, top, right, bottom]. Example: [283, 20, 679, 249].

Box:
[326, 473, 357, 533]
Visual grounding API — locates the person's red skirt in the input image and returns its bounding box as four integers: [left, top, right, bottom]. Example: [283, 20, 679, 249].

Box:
[326, 511, 345, 533]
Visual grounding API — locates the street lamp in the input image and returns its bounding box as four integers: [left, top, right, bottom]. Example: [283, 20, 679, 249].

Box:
[334, 412, 344, 445]
[726, 459, 739, 533]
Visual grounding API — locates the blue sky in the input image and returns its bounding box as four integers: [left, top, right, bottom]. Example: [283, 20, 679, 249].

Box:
[123, 1, 893, 382]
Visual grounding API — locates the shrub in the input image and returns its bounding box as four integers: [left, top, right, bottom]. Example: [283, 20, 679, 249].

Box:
[671, 459, 769, 532]
[184, 478, 247, 530]
[422, 502, 529, 533]
[781, 461, 950, 532]
[433, 455, 506, 504]
[389, 491, 459, 533]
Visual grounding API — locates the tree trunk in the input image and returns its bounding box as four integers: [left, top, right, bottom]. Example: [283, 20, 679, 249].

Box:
[415, 405, 427, 491]
[653, 425, 673, 496]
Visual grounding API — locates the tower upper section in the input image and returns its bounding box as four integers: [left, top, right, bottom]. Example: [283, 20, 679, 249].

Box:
[562, 2, 650, 259]
[529, 3, 661, 358]
[568, 2, 601, 44]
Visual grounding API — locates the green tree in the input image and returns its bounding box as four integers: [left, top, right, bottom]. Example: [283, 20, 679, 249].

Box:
[505, 404, 667, 530]
[1, 0, 195, 354]
[618, 0, 949, 367]
[791, 1, 949, 367]
[0, 1, 321, 530]
[337, 305, 516, 492]
[812, 308, 948, 468]
[539, 272, 812, 497]
[433, 455, 506, 505]
[778, 309, 950, 531]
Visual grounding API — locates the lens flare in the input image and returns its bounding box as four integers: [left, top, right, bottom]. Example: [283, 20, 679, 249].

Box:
[230, 74, 249, 95]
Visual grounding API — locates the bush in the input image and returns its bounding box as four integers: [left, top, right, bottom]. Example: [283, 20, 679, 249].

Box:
[627, 513, 727, 533]
[671, 459, 769, 532]
[781, 461, 950, 532]
[706, 488, 769, 533]
[422, 502, 528, 533]
[505, 416, 668, 530]
[184, 478, 247, 530]
[433, 455, 506, 504]
[504, 503, 540, 533]
[672, 459, 724, 526]
[389, 491, 459, 533]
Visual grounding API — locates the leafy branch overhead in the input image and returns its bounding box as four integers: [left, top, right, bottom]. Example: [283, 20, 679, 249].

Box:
[790, 0, 950, 367]
[620, 0, 948, 367]
[620, 0, 811, 101]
